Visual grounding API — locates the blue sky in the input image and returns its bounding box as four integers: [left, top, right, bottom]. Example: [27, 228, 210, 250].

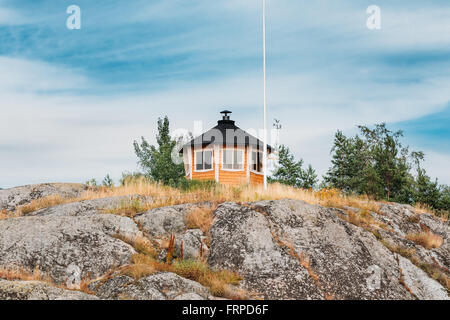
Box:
[0, 0, 449, 188]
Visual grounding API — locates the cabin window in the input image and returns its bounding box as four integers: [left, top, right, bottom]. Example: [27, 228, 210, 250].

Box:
[222, 149, 243, 170]
[251, 151, 263, 173]
[195, 150, 213, 171]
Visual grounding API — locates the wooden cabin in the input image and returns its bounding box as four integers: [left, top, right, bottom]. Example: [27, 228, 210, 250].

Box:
[180, 110, 272, 186]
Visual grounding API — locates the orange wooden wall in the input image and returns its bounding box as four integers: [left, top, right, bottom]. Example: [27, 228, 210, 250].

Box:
[189, 146, 264, 186]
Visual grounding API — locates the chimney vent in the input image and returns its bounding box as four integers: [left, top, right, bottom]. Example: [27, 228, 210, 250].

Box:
[220, 110, 232, 120]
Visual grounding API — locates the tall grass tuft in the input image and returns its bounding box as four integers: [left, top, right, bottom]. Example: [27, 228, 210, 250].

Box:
[406, 231, 444, 250]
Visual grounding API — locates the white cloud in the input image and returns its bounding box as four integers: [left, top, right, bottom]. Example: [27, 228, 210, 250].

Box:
[421, 151, 450, 186]
[0, 6, 23, 25]
[1, 55, 449, 188]
[0, 57, 90, 94]
[1, 0, 450, 187]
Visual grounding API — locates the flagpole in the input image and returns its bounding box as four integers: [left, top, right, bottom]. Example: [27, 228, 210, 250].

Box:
[262, 0, 268, 189]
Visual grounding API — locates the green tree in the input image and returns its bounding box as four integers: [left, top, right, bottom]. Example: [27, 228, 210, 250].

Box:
[102, 174, 114, 187]
[324, 123, 449, 217]
[411, 151, 442, 209]
[324, 131, 378, 194]
[437, 185, 450, 215]
[270, 145, 318, 188]
[119, 171, 147, 186]
[301, 164, 318, 189]
[325, 123, 414, 201]
[133, 116, 185, 186]
[358, 123, 411, 201]
[85, 178, 98, 187]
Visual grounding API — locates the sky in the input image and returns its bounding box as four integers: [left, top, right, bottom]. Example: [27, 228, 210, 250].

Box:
[0, 0, 449, 188]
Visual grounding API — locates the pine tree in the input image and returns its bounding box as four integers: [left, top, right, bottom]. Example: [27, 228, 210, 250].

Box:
[324, 123, 449, 217]
[270, 145, 317, 188]
[437, 185, 450, 214]
[326, 123, 413, 201]
[411, 151, 441, 208]
[301, 164, 318, 189]
[323, 131, 373, 193]
[102, 174, 114, 187]
[358, 123, 411, 201]
[133, 116, 185, 186]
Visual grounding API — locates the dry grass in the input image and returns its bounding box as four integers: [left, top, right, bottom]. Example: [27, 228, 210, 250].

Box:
[414, 203, 435, 215]
[185, 206, 215, 234]
[406, 231, 444, 250]
[5, 177, 383, 217]
[270, 230, 334, 299]
[103, 199, 151, 218]
[16, 194, 72, 215]
[414, 203, 448, 221]
[341, 209, 388, 231]
[71, 178, 381, 214]
[0, 266, 95, 295]
[298, 252, 320, 284]
[113, 234, 157, 258]
[112, 232, 246, 299]
[120, 261, 156, 280]
[381, 240, 450, 291]
[335, 208, 391, 243]
[171, 259, 244, 298]
[118, 254, 246, 299]
[0, 209, 20, 220]
[0, 266, 49, 282]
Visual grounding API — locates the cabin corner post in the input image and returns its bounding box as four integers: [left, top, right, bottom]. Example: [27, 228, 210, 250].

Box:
[246, 146, 250, 184]
[214, 145, 219, 183]
[188, 146, 193, 180]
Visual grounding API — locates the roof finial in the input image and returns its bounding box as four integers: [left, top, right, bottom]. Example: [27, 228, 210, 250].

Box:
[220, 110, 232, 120]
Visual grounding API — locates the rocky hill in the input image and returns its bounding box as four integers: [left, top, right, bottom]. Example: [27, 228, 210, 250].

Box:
[0, 183, 448, 300]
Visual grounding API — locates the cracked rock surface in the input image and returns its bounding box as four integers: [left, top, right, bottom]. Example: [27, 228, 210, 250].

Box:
[208, 200, 449, 300]
[0, 184, 448, 300]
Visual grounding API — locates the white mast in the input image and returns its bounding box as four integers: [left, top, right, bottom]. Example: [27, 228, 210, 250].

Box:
[262, 0, 268, 189]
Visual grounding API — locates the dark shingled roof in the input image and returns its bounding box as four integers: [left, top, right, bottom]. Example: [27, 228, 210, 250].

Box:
[180, 112, 272, 153]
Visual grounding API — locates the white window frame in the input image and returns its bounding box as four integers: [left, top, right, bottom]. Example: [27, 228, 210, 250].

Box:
[222, 148, 244, 172]
[194, 148, 214, 172]
[250, 149, 264, 175]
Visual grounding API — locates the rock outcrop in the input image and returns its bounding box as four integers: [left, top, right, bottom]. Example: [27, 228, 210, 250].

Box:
[30, 195, 152, 217]
[0, 279, 98, 300]
[0, 214, 142, 283]
[0, 184, 448, 300]
[89, 272, 210, 300]
[208, 200, 449, 300]
[0, 183, 87, 211]
[135, 203, 211, 237]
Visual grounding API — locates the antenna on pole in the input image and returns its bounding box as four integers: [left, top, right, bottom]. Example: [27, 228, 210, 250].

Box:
[262, 0, 268, 190]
